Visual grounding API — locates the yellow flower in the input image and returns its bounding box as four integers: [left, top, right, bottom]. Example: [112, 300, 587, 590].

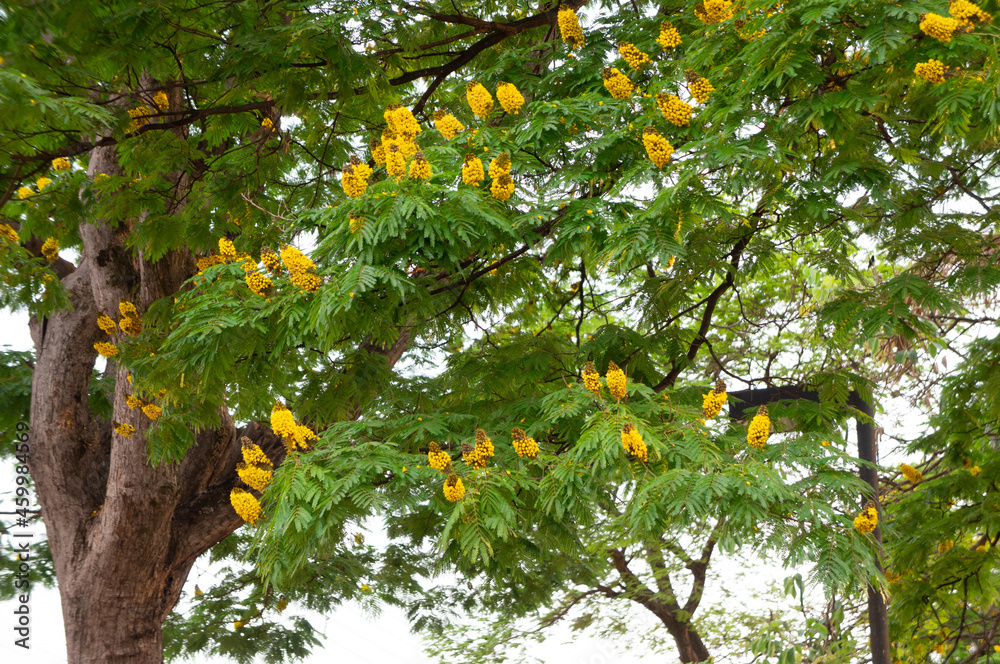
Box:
[261, 247, 282, 274]
[642, 127, 674, 168]
[0, 224, 19, 243]
[558, 7, 584, 49]
[40, 237, 59, 262]
[280, 245, 321, 292]
[462, 154, 485, 185]
[261, 117, 274, 131]
[126, 395, 142, 409]
[427, 442, 452, 472]
[900, 463, 924, 484]
[17, 186, 33, 200]
[466, 81, 494, 118]
[128, 104, 152, 130]
[433, 110, 464, 139]
[385, 105, 422, 140]
[97, 314, 117, 335]
[488, 151, 511, 180]
[920, 13, 961, 42]
[582, 361, 602, 396]
[36, 177, 52, 191]
[914, 60, 946, 83]
[409, 150, 432, 180]
[245, 270, 273, 296]
[490, 173, 515, 201]
[141, 403, 162, 421]
[601, 67, 633, 100]
[119, 300, 138, 318]
[949, 0, 990, 25]
[853, 501, 878, 534]
[94, 341, 118, 358]
[341, 164, 368, 197]
[496, 82, 525, 114]
[657, 21, 682, 49]
[686, 70, 715, 104]
[606, 360, 627, 401]
[621, 423, 648, 462]
[385, 143, 407, 178]
[52, 157, 71, 172]
[695, 0, 735, 25]
[218, 237, 236, 260]
[702, 381, 728, 419]
[119, 314, 142, 336]
[371, 138, 386, 165]
[271, 401, 315, 452]
[241, 437, 272, 467]
[618, 42, 651, 70]
[970, 465, 981, 476]
[747, 405, 770, 449]
[230, 487, 262, 525]
[115, 422, 135, 438]
[656, 94, 692, 127]
[237, 461, 273, 492]
[443, 474, 466, 501]
[511, 427, 539, 458]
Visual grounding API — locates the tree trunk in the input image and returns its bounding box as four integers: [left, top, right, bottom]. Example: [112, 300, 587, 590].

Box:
[668, 624, 710, 663]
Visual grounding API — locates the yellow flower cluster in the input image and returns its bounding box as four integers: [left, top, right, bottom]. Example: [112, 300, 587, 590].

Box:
[511, 427, 539, 458]
[241, 437, 271, 466]
[642, 127, 674, 168]
[427, 442, 452, 471]
[0, 224, 18, 243]
[115, 422, 135, 437]
[261, 247, 282, 274]
[443, 474, 466, 502]
[141, 403, 162, 420]
[280, 245, 321, 292]
[245, 270, 273, 297]
[938, 539, 954, 554]
[920, 13, 961, 42]
[491, 174, 515, 201]
[949, 0, 991, 25]
[341, 164, 368, 197]
[747, 405, 770, 449]
[853, 501, 878, 534]
[621, 423, 648, 462]
[17, 186, 33, 200]
[128, 105, 152, 130]
[463, 429, 495, 469]
[656, 94, 692, 126]
[384, 104, 422, 140]
[914, 59, 946, 83]
[271, 401, 316, 453]
[462, 154, 485, 185]
[218, 237, 236, 260]
[488, 152, 511, 180]
[970, 465, 981, 476]
[37, 177, 52, 191]
[126, 395, 142, 409]
[97, 314, 117, 334]
[900, 463, 924, 484]
[409, 151, 432, 180]
[261, 117, 274, 131]
[583, 361, 602, 396]
[94, 341, 119, 358]
[41, 237, 59, 262]
[466, 81, 494, 118]
[618, 42, 651, 70]
[119, 300, 142, 336]
[371, 138, 386, 165]
[497, 82, 525, 114]
[196, 254, 224, 272]
[657, 21, 682, 49]
[686, 70, 715, 103]
[230, 487, 262, 525]
[433, 110, 464, 139]
[695, 0, 736, 25]
[237, 461, 273, 492]
[558, 7, 585, 49]
[52, 157, 71, 171]
[606, 361, 627, 400]
[602, 68, 633, 100]
[386, 144, 407, 178]
[152, 90, 169, 112]
[702, 381, 728, 419]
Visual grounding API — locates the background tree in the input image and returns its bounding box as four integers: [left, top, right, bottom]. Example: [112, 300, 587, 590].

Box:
[2, 0, 999, 663]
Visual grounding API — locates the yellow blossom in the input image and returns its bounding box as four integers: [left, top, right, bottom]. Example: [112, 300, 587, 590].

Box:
[702, 381, 728, 419]
[443, 474, 466, 501]
[466, 81, 494, 118]
[433, 110, 464, 139]
[230, 487, 262, 525]
[40, 237, 59, 262]
[582, 361, 602, 396]
[618, 42, 651, 70]
[94, 341, 118, 358]
[52, 157, 71, 172]
[0, 224, 19, 243]
[462, 154, 485, 185]
[496, 82, 525, 114]
[747, 405, 770, 449]
[511, 427, 539, 458]
[558, 7, 584, 49]
[621, 423, 648, 462]
[657, 21, 682, 49]
[606, 360, 627, 400]
[657, 94, 692, 126]
[602, 67, 633, 100]
[642, 127, 674, 168]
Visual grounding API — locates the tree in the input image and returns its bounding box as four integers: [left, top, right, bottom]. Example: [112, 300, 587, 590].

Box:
[2, 0, 1000, 663]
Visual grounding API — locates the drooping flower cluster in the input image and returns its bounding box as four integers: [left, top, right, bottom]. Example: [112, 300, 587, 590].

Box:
[466, 81, 494, 118]
[270, 401, 316, 453]
[919, 13, 961, 42]
[948, 0, 991, 26]
[914, 59, 946, 83]
[462, 154, 485, 185]
[746, 405, 770, 449]
[511, 427, 539, 459]
[261, 247, 282, 274]
[433, 110, 464, 139]
[371, 138, 386, 165]
[341, 164, 369, 197]
[125, 392, 163, 421]
[496, 82, 525, 114]
[52, 157, 71, 172]
[115, 422, 135, 437]
[657, 21, 682, 49]
[695, 0, 736, 25]
[17, 186, 33, 200]
[702, 380, 728, 419]
[583, 361, 602, 396]
[900, 463, 924, 484]
[94, 341, 119, 358]
[853, 501, 878, 534]
[642, 127, 674, 168]
[488, 151, 514, 201]
[196, 254, 225, 272]
[427, 442, 452, 471]
[606, 361, 627, 401]
[152, 90, 169, 112]
[218, 237, 237, 261]
[0, 224, 18, 243]
[409, 150, 432, 180]
[384, 104, 422, 140]
[40, 237, 59, 262]
[118, 300, 142, 336]
[237, 438, 274, 492]
[280, 245, 321, 293]
[621, 423, 648, 462]
[686, 70, 715, 103]
[443, 474, 466, 502]
[602, 67, 633, 99]
[618, 42, 651, 69]
[97, 314, 117, 335]
[128, 105, 152, 130]
[230, 487, 263, 525]
[558, 7, 585, 49]
[385, 143, 407, 179]
[656, 94, 692, 126]
[462, 429, 495, 469]
[245, 268, 273, 297]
